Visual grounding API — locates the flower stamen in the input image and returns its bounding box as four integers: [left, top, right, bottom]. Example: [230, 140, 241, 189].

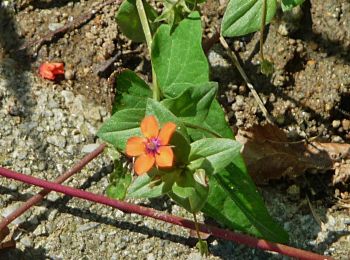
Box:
[146, 138, 161, 155]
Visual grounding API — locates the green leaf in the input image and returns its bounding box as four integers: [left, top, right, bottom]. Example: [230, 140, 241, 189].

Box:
[202, 155, 289, 243]
[162, 82, 217, 123]
[145, 98, 190, 142]
[281, 0, 304, 12]
[185, 0, 206, 4]
[188, 138, 241, 175]
[155, 1, 189, 28]
[168, 170, 209, 213]
[187, 100, 234, 140]
[113, 70, 152, 113]
[260, 59, 274, 76]
[221, 0, 277, 37]
[152, 11, 209, 97]
[196, 240, 208, 257]
[97, 108, 144, 150]
[170, 131, 191, 165]
[106, 160, 132, 200]
[127, 169, 180, 199]
[116, 0, 158, 42]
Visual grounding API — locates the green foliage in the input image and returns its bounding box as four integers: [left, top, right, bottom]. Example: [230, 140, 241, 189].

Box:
[196, 240, 209, 256]
[260, 59, 274, 76]
[187, 100, 234, 140]
[152, 11, 209, 97]
[97, 108, 144, 151]
[127, 168, 180, 198]
[185, 0, 206, 4]
[116, 0, 158, 42]
[203, 156, 289, 243]
[281, 0, 304, 12]
[99, 1, 290, 246]
[221, 0, 277, 37]
[188, 138, 241, 175]
[161, 82, 217, 123]
[155, 0, 190, 28]
[168, 169, 209, 213]
[106, 160, 132, 200]
[112, 70, 152, 113]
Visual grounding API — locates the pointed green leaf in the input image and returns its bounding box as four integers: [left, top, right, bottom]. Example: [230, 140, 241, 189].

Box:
[113, 70, 152, 113]
[170, 131, 191, 165]
[188, 100, 234, 140]
[168, 170, 209, 213]
[127, 169, 179, 199]
[116, 0, 158, 42]
[221, 0, 277, 37]
[202, 155, 289, 243]
[162, 82, 217, 123]
[152, 11, 209, 97]
[188, 138, 241, 175]
[97, 108, 144, 150]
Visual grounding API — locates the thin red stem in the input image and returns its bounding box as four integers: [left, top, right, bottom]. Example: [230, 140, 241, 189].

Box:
[0, 167, 333, 260]
[0, 144, 105, 234]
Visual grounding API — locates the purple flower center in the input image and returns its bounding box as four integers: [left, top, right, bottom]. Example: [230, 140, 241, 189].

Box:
[146, 138, 161, 155]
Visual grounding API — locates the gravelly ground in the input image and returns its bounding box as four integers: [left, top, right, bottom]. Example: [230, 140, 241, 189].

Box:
[0, 0, 350, 259]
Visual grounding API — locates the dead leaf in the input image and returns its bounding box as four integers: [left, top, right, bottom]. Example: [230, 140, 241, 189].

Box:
[236, 124, 350, 184]
[189, 229, 211, 240]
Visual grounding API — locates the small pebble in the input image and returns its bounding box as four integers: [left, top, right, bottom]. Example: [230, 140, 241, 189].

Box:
[342, 119, 350, 131]
[20, 236, 33, 247]
[64, 69, 75, 80]
[332, 120, 341, 128]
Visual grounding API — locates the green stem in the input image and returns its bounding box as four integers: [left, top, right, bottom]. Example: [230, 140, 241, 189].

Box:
[260, 0, 267, 61]
[193, 213, 202, 243]
[184, 122, 222, 138]
[136, 0, 160, 101]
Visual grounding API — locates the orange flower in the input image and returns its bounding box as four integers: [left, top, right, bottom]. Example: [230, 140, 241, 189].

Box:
[39, 62, 64, 80]
[126, 115, 176, 175]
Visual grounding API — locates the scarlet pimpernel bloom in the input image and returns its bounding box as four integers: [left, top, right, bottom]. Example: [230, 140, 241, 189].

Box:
[39, 62, 64, 80]
[126, 115, 176, 175]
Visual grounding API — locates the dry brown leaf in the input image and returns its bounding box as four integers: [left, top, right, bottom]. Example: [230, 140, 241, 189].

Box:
[236, 124, 350, 184]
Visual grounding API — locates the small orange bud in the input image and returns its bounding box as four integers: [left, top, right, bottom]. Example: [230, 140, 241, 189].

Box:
[39, 62, 64, 80]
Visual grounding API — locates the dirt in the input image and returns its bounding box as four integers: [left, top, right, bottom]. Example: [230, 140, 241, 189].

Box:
[1, 0, 350, 259]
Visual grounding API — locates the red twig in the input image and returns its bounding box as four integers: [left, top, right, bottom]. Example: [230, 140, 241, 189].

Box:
[0, 167, 333, 260]
[0, 144, 106, 237]
[0, 227, 10, 242]
[0, 239, 16, 250]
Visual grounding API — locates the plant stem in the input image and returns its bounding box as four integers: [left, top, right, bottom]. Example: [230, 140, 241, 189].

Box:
[193, 212, 201, 240]
[136, 0, 160, 101]
[0, 166, 334, 260]
[0, 144, 106, 234]
[184, 122, 222, 138]
[219, 36, 275, 125]
[260, 0, 267, 62]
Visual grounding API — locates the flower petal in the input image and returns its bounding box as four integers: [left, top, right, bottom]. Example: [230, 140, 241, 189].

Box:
[158, 122, 176, 145]
[39, 62, 64, 80]
[155, 146, 174, 168]
[39, 64, 54, 80]
[134, 153, 155, 175]
[52, 66, 64, 75]
[126, 137, 146, 157]
[141, 115, 159, 139]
